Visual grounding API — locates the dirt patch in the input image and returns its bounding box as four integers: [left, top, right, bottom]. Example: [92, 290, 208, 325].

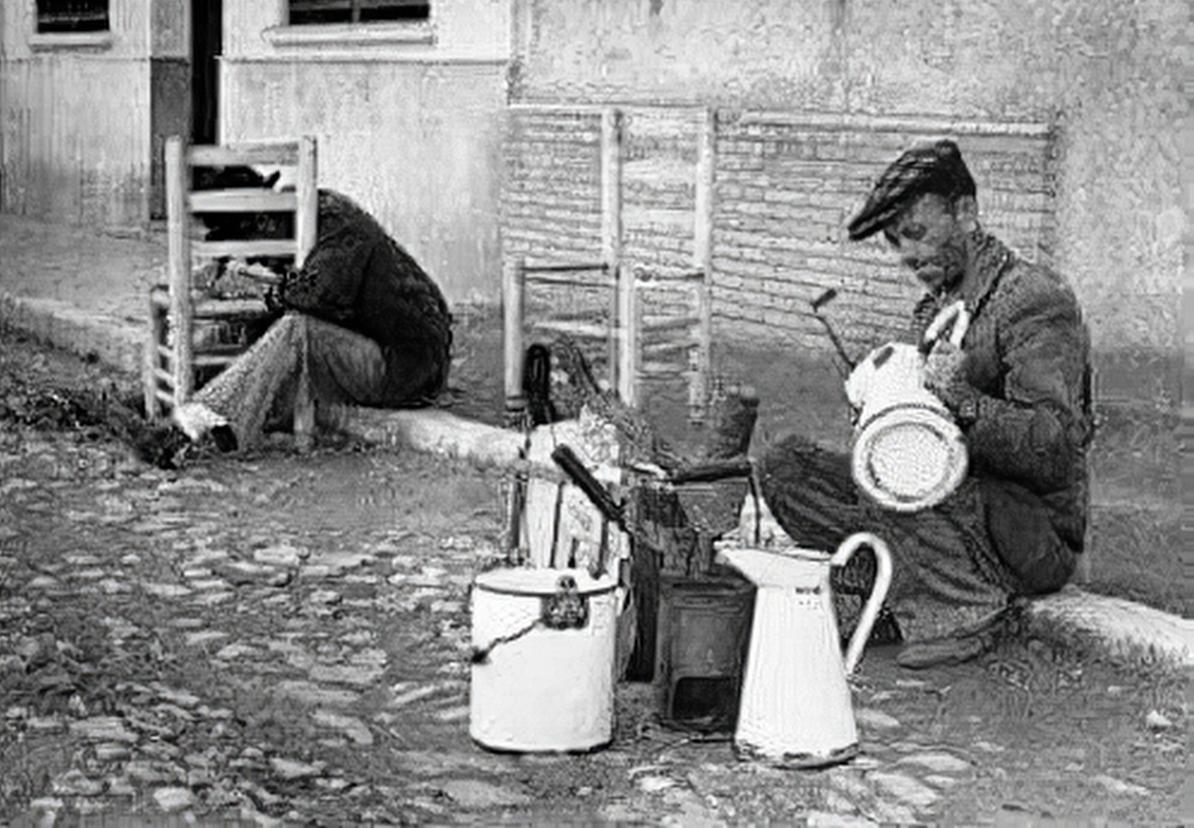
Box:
[0, 328, 1189, 826]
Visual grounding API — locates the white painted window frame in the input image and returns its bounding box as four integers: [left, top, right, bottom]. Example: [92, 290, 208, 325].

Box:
[28, 0, 113, 51]
[264, 0, 435, 48]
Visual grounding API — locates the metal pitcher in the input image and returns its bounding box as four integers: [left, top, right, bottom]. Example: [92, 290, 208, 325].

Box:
[716, 532, 893, 768]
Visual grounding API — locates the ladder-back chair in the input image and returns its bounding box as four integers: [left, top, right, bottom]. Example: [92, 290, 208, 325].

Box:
[143, 135, 319, 445]
[502, 257, 711, 424]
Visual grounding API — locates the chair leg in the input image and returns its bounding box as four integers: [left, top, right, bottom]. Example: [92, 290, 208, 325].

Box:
[293, 315, 315, 452]
[144, 299, 165, 421]
[293, 375, 315, 453]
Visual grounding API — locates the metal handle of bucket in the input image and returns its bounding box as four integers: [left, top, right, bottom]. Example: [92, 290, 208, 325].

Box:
[470, 574, 591, 665]
[830, 532, 893, 675]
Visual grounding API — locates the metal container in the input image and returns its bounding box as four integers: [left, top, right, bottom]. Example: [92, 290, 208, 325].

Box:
[469, 567, 619, 753]
[718, 533, 892, 768]
[653, 573, 755, 733]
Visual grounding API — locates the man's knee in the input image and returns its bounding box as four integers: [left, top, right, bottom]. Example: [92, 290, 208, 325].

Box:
[1010, 543, 1077, 596]
[758, 434, 850, 497]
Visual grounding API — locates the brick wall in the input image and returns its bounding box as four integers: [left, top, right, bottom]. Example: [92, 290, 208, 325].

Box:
[712, 111, 1055, 350]
[502, 105, 1056, 354]
[502, 107, 605, 265]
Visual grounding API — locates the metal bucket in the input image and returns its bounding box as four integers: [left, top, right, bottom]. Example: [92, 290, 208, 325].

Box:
[469, 567, 618, 753]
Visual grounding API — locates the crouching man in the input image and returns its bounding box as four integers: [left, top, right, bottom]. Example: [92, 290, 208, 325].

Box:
[758, 140, 1093, 669]
[168, 184, 453, 457]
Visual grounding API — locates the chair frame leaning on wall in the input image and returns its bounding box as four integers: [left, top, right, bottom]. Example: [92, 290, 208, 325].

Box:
[142, 135, 319, 449]
[502, 108, 714, 426]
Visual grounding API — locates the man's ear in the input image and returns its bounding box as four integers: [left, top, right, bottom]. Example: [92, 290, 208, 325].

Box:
[953, 195, 979, 232]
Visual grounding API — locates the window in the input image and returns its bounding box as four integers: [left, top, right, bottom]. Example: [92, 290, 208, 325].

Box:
[36, 0, 109, 34]
[288, 0, 430, 25]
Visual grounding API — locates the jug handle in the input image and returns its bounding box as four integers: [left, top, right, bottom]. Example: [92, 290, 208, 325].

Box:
[831, 532, 893, 675]
[923, 300, 971, 351]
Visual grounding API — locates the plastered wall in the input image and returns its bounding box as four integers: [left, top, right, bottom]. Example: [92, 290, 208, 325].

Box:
[510, 0, 1185, 399]
[0, 0, 187, 228]
[220, 0, 511, 304]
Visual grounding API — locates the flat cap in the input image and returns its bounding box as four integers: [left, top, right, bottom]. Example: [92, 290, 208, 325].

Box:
[846, 139, 976, 241]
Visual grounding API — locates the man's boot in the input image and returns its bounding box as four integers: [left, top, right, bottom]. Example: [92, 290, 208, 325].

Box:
[895, 604, 1021, 670]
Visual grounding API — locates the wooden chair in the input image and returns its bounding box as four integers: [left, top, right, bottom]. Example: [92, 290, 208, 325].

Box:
[502, 257, 712, 423]
[143, 135, 319, 447]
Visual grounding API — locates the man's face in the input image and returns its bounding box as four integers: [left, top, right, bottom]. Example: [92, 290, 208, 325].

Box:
[882, 192, 969, 293]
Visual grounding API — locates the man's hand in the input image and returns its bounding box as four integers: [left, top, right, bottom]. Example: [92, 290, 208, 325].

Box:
[924, 341, 978, 416]
[264, 284, 286, 315]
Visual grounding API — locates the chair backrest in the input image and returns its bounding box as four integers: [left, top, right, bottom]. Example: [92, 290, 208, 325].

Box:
[162, 135, 318, 399]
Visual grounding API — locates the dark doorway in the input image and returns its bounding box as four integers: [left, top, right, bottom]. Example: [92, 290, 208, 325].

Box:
[191, 0, 222, 145]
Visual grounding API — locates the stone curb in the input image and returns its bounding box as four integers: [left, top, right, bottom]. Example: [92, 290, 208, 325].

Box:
[2, 292, 1190, 671]
[1, 291, 143, 376]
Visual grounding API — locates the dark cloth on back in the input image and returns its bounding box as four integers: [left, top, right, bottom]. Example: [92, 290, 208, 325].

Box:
[273, 189, 453, 406]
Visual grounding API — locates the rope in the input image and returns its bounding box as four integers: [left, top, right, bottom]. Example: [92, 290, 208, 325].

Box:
[469, 618, 542, 665]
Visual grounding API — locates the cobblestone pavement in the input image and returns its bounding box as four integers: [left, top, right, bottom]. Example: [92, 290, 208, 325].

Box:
[0, 334, 1187, 826]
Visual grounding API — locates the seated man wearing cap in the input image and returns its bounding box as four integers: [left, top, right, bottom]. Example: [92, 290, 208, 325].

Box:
[160, 173, 454, 463]
[758, 139, 1093, 668]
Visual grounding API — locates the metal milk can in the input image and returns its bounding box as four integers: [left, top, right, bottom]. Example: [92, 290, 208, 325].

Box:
[716, 531, 892, 768]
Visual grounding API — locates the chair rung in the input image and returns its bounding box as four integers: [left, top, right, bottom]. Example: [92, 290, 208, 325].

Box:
[193, 239, 297, 259]
[189, 142, 299, 167]
[192, 298, 270, 319]
[642, 340, 691, 355]
[189, 189, 297, 214]
[529, 320, 609, 339]
[524, 272, 615, 289]
[522, 262, 608, 274]
[154, 388, 175, 407]
[156, 344, 173, 362]
[194, 343, 249, 358]
[150, 288, 171, 308]
[641, 315, 701, 333]
[538, 311, 610, 325]
[153, 367, 175, 386]
[640, 364, 696, 378]
[193, 353, 238, 368]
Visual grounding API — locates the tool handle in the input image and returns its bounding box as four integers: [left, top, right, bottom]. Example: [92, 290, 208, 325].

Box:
[668, 457, 754, 484]
[831, 532, 893, 675]
[811, 287, 838, 311]
[550, 445, 626, 529]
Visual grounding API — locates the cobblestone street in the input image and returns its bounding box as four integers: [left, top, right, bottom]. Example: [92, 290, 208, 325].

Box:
[0, 333, 1187, 826]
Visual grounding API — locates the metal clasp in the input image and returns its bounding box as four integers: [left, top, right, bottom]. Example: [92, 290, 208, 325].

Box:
[539, 574, 589, 630]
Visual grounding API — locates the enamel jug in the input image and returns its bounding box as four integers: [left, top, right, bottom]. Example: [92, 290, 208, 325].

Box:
[846, 300, 971, 512]
[716, 528, 892, 768]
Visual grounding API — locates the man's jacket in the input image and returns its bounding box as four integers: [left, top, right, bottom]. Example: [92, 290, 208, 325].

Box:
[273, 190, 454, 404]
[912, 233, 1093, 589]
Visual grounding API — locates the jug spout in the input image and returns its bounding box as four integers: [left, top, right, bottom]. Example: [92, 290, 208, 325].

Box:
[716, 545, 827, 591]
